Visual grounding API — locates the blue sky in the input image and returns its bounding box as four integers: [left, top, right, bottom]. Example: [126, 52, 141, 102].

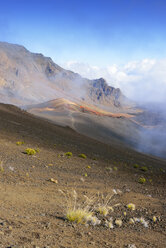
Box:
[0, 0, 166, 66]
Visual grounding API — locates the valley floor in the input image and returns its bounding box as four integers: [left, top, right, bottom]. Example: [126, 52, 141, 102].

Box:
[0, 104, 165, 248]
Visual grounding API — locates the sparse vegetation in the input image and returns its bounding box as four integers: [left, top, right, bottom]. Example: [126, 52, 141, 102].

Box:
[49, 178, 58, 184]
[92, 157, 97, 160]
[47, 163, 53, 167]
[138, 177, 146, 184]
[113, 166, 118, 171]
[16, 141, 25, 145]
[129, 218, 135, 225]
[95, 193, 115, 218]
[106, 167, 113, 172]
[127, 203, 136, 211]
[26, 172, 29, 177]
[105, 219, 114, 229]
[97, 206, 109, 216]
[66, 209, 93, 224]
[153, 216, 157, 222]
[25, 148, 36, 155]
[140, 166, 148, 172]
[115, 218, 123, 227]
[59, 189, 97, 225]
[0, 162, 4, 173]
[133, 163, 139, 168]
[59, 190, 119, 226]
[65, 152, 73, 157]
[78, 153, 87, 159]
[160, 168, 165, 173]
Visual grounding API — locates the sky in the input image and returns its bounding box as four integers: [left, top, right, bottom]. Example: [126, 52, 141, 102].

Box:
[1, 0, 166, 102]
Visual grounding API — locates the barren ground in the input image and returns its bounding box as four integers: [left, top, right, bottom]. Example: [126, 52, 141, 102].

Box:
[0, 103, 165, 248]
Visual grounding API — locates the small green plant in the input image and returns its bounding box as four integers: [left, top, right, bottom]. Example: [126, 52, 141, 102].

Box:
[140, 166, 148, 172]
[0, 163, 4, 173]
[133, 164, 139, 168]
[65, 152, 73, 157]
[153, 216, 157, 223]
[16, 141, 24, 145]
[25, 148, 36, 155]
[26, 172, 29, 177]
[35, 148, 39, 153]
[92, 157, 97, 160]
[138, 177, 146, 184]
[79, 154, 87, 159]
[113, 166, 118, 171]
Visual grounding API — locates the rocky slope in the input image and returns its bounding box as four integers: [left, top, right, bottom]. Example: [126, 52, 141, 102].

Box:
[0, 102, 165, 247]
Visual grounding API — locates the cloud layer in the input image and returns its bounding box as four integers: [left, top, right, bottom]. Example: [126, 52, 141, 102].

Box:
[63, 59, 166, 103]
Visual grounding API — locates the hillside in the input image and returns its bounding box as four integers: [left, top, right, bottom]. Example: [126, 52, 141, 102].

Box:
[0, 42, 128, 109]
[0, 41, 166, 159]
[0, 103, 165, 247]
[26, 98, 141, 148]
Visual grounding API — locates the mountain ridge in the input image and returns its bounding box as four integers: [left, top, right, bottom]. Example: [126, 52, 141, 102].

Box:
[0, 41, 129, 109]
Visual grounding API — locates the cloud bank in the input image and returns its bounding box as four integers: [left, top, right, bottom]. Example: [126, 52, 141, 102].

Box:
[63, 59, 166, 103]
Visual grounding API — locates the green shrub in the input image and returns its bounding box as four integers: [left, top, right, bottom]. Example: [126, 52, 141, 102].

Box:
[92, 157, 97, 160]
[138, 177, 146, 184]
[0, 165, 4, 173]
[79, 154, 87, 159]
[65, 152, 73, 157]
[16, 141, 25, 145]
[140, 166, 148, 172]
[25, 148, 36, 155]
[133, 164, 139, 168]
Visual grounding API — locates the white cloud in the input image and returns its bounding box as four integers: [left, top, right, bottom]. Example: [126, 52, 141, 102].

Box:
[62, 59, 166, 103]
